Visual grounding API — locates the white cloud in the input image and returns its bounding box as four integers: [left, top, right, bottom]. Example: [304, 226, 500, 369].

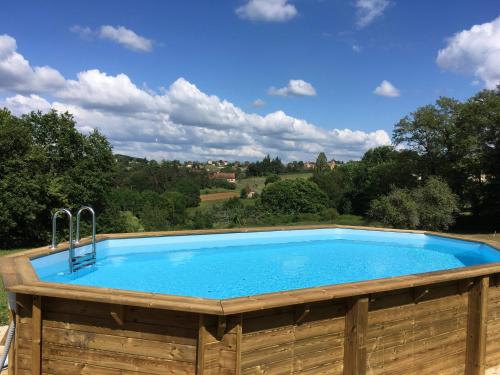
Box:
[0, 34, 66, 94]
[70, 25, 93, 40]
[352, 44, 361, 53]
[252, 98, 265, 107]
[3, 94, 52, 113]
[57, 69, 165, 113]
[236, 0, 297, 22]
[70, 25, 153, 52]
[99, 25, 153, 52]
[373, 80, 400, 97]
[1, 34, 391, 161]
[355, 0, 390, 28]
[268, 79, 317, 97]
[436, 16, 500, 89]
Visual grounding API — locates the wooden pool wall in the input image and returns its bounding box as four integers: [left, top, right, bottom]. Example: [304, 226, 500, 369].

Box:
[1, 225, 500, 375]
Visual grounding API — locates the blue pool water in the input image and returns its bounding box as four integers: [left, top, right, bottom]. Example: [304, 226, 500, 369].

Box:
[32, 229, 500, 299]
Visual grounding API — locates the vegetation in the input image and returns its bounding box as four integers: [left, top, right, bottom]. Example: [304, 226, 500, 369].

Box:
[260, 179, 328, 215]
[0, 86, 499, 252]
[369, 177, 458, 230]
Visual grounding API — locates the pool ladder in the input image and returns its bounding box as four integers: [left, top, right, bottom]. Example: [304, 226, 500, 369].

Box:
[51, 206, 97, 273]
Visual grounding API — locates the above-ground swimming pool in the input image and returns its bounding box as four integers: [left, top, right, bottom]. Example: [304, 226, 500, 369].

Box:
[3, 226, 500, 375]
[32, 228, 500, 299]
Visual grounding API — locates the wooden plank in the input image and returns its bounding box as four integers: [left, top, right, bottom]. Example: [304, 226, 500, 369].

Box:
[197, 314, 207, 375]
[31, 295, 42, 375]
[235, 315, 242, 375]
[343, 297, 368, 375]
[465, 276, 489, 375]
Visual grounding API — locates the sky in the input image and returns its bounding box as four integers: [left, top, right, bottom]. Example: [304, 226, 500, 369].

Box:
[0, 0, 499, 161]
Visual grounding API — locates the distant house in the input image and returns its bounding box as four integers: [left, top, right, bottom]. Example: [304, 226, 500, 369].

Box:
[328, 160, 336, 170]
[210, 172, 236, 184]
[304, 162, 316, 170]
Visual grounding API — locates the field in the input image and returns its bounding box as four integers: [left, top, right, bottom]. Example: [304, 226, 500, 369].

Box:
[200, 191, 239, 201]
[236, 172, 312, 193]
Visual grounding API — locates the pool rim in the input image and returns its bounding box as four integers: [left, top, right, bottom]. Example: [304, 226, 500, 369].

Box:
[2, 224, 500, 316]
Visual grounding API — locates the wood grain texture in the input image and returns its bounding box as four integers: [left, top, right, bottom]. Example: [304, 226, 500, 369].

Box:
[344, 297, 369, 375]
[466, 276, 489, 375]
[31, 295, 42, 375]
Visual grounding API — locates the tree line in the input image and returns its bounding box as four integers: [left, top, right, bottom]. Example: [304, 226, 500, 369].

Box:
[0, 86, 498, 248]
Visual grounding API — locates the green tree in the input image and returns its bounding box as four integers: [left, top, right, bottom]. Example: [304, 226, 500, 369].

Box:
[0, 109, 115, 247]
[413, 177, 458, 231]
[260, 179, 328, 214]
[313, 152, 329, 177]
[369, 188, 420, 229]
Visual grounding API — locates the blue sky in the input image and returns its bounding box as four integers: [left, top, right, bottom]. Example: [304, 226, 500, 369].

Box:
[1, 0, 499, 161]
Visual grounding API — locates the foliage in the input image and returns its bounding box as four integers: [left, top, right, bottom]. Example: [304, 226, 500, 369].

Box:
[369, 188, 420, 229]
[412, 177, 459, 231]
[99, 209, 144, 233]
[369, 177, 458, 231]
[313, 152, 329, 177]
[264, 174, 281, 185]
[260, 179, 328, 214]
[209, 178, 236, 190]
[0, 109, 114, 247]
[246, 155, 285, 176]
[393, 88, 500, 227]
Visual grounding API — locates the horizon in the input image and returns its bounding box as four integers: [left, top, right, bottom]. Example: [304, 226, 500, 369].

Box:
[1, 0, 499, 161]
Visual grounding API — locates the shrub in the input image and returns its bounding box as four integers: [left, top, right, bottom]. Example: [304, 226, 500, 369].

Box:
[189, 209, 214, 229]
[413, 177, 458, 231]
[98, 209, 144, 233]
[320, 208, 339, 222]
[369, 177, 458, 231]
[264, 174, 281, 185]
[369, 188, 420, 229]
[260, 178, 328, 215]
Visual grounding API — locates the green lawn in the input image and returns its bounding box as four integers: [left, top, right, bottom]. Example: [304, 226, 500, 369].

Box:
[236, 172, 312, 193]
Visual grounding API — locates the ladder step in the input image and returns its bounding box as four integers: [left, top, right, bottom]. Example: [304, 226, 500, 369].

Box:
[71, 253, 96, 271]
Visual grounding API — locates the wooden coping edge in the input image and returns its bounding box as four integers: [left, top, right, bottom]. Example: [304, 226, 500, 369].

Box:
[1, 224, 499, 316]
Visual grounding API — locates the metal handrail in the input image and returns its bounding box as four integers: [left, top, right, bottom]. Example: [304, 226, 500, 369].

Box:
[50, 208, 74, 271]
[75, 206, 96, 251]
[50, 208, 73, 250]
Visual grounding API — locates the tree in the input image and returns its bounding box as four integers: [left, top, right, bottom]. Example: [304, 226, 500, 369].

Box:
[413, 177, 458, 231]
[260, 179, 328, 214]
[313, 152, 329, 177]
[369, 188, 420, 229]
[0, 109, 115, 247]
[369, 177, 458, 231]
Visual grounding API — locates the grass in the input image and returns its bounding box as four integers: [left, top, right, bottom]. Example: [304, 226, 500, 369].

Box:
[236, 172, 312, 193]
[0, 249, 25, 325]
[200, 187, 234, 194]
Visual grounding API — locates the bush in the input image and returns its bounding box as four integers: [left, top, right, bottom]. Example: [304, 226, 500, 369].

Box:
[98, 209, 144, 233]
[264, 174, 281, 185]
[413, 177, 458, 231]
[189, 209, 214, 229]
[320, 208, 339, 222]
[260, 179, 328, 215]
[209, 179, 236, 190]
[369, 188, 420, 229]
[369, 177, 458, 231]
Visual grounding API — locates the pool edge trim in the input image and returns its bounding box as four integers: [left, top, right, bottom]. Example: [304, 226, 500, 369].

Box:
[1, 224, 499, 315]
